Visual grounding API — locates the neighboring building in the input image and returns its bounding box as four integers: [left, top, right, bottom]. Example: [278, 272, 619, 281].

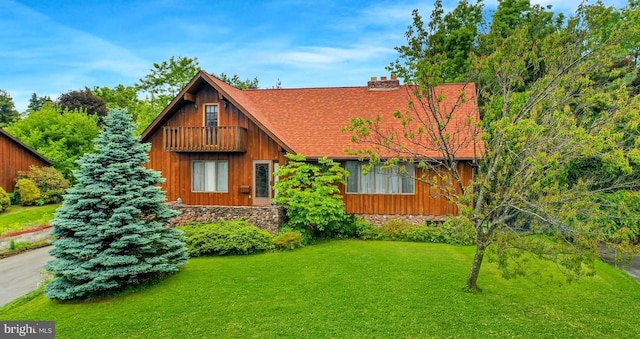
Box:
[141, 71, 480, 220]
[0, 128, 52, 192]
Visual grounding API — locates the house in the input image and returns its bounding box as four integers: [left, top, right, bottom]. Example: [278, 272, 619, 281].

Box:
[0, 128, 52, 192]
[141, 71, 479, 226]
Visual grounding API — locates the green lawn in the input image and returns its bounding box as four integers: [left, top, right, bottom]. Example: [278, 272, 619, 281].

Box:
[0, 204, 60, 236]
[1, 240, 639, 338]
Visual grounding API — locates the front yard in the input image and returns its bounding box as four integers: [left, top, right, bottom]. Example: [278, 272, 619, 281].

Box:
[0, 204, 59, 237]
[1, 240, 638, 338]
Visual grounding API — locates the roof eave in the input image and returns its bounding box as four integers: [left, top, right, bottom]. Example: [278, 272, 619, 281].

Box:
[0, 128, 53, 165]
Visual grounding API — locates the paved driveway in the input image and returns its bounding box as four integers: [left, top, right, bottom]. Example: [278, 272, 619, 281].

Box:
[0, 246, 53, 307]
[625, 255, 640, 282]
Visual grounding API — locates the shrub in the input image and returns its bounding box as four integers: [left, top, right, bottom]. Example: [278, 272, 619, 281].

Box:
[17, 166, 70, 204]
[326, 213, 358, 239]
[15, 179, 41, 206]
[273, 154, 351, 238]
[381, 219, 413, 240]
[403, 225, 445, 243]
[8, 192, 19, 205]
[441, 216, 476, 246]
[179, 219, 275, 256]
[0, 187, 10, 212]
[274, 230, 304, 250]
[354, 219, 381, 240]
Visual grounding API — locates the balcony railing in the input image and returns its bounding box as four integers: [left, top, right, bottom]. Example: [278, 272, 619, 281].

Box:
[163, 126, 247, 152]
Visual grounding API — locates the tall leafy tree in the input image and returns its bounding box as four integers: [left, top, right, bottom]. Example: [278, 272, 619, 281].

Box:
[45, 108, 188, 301]
[134, 56, 265, 134]
[5, 102, 100, 180]
[390, 0, 483, 84]
[136, 56, 201, 107]
[93, 84, 140, 112]
[93, 84, 153, 135]
[0, 89, 20, 127]
[135, 56, 201, 133]
[57, 88, 108, 122]
[347, 1, 640, 292]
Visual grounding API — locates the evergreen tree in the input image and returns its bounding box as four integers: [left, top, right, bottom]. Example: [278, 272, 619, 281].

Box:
[0, 89, 20, 127]
[45, 108, 187, 301]
[26, 93, 52, 113]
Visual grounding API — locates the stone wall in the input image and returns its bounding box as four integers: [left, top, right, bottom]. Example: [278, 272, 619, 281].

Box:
[168, 204, 285, 234]
[357, 214, 446, 226]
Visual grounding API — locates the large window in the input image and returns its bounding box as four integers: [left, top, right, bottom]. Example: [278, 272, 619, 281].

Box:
[346, 161, 415, 194]
[192, 160, 228, 192]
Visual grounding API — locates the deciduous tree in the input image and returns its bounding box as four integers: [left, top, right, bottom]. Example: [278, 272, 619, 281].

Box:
[346, 1, 640, 292]
[57, 88, 108, 122]
[93, 84, 153, 135]
[136, 56, 201, 108]
[5, 102, 100, 180]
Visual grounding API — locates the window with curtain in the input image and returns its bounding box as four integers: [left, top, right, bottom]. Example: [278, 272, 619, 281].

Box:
[192, 160, 228, 192]
[346, 161, 414, 194]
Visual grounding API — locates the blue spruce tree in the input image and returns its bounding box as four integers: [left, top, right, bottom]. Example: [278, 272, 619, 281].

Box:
[45, 108, 187, 301]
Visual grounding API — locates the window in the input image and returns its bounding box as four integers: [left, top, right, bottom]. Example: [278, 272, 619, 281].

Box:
[192, 160, 228, 192]
[205, 104, 218, 127]
[204, 104, 218, 145]
[346, 161, 414, 194]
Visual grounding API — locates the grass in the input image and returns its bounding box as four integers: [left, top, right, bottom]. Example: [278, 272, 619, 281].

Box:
[1, 240, 639, 338]
[0, 204, 60, 236]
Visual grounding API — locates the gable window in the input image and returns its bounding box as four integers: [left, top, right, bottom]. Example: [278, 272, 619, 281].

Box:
[346, 161, 414, 194]
[192, 160, 228, 192]
[205, 104, 218, 127]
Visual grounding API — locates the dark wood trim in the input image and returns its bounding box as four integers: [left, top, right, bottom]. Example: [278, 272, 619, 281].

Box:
[183, 92, 196, 102]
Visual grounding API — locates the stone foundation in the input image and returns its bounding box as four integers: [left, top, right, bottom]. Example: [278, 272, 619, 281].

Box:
[357, 214, 446, 226]
[167, 204, 285, 234]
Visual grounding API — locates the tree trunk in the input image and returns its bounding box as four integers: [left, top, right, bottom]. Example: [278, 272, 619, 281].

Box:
[465, 238, 487, 293]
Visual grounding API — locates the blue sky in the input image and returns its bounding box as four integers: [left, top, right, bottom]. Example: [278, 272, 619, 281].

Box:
[0, 0, 623, 112]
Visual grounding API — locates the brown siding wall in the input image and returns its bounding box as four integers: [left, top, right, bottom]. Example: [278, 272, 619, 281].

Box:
[0, 133, 49, 192]
[146, 84, 474, 216]
[146, 86, 286, 205]
[343, 162, 474, 216]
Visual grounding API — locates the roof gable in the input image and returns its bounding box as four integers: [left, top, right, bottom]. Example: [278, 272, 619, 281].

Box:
[141, 71, 294, 153]
[0, 128, 53, 165]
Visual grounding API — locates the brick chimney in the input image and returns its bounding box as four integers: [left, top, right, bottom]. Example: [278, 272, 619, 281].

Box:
[367, 74, 400, 91]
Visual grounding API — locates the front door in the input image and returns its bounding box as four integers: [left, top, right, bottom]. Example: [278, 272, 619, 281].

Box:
[253, 160, 272, 206]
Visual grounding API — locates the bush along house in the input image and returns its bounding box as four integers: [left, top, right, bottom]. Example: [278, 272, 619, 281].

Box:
[140, 71, 480, 231]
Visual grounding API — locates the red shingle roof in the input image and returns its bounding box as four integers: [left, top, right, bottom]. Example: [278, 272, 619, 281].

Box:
[142, 71, 481, 160]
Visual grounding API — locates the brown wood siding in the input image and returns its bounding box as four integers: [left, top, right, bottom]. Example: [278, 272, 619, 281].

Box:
[146, 86, 286, 206]
[146, 83, 475, 216]
[0, 133, 50, 192]
[343, 162, 474, 216]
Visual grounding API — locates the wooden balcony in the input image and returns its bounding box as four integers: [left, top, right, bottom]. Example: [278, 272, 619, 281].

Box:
[163, 126, 247, 152]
